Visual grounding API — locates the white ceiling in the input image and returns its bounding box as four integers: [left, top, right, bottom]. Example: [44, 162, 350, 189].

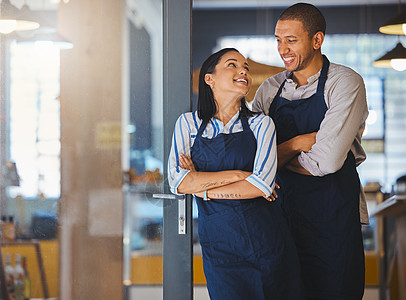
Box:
[7, 0, 402, 11]
[9, 0, 59, 11]
[193, 0, 400, 8]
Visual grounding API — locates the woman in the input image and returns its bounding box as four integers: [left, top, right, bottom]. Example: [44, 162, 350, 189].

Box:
[168, 48, 302, 299]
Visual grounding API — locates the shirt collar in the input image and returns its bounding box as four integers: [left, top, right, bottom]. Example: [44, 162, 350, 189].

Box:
[212, 108, 241, 129]
[285, 68, 322, 89]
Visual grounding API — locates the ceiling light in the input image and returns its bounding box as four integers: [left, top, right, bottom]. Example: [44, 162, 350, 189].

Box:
[373, 42, 406, 71]
[379, 9, 406, 35]
[366, 110, 377, 125]
[0, 0, 39, 34]
[379, 0, 406, 35]
[14, 2, 73, 49]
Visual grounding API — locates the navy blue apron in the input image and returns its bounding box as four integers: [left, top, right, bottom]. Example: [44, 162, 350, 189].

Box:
[269, 56, 365, 299]
[191, 114, 303, 300]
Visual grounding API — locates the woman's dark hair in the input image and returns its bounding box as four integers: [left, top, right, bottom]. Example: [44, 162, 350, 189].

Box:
[197, 48, 256, 123]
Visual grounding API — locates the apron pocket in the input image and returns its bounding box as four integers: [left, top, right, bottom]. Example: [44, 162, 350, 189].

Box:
[198, 207, 252, 265]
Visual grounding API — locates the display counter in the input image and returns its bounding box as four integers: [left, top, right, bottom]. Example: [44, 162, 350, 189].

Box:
[372, 194, 406, 299]
[0, 240, 59, 299]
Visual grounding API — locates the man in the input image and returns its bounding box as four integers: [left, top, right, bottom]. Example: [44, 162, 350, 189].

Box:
[253, 3, 369, 299]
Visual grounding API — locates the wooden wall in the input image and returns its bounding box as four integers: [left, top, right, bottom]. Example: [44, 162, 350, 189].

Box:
[58, 0, 124, 299]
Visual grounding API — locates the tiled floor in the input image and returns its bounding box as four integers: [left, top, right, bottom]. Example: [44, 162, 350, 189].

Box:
[129, 286, 380, 300]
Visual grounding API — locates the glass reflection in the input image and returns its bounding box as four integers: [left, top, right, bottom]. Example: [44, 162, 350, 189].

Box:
[123, 0, 164, 297]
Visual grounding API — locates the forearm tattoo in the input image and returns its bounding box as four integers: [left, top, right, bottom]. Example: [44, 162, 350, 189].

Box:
[210, 193, 241, 199]
[201, 180, 228, 189]
[200, 180, 242, 199]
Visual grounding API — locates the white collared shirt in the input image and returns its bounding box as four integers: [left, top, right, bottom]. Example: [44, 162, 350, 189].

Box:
[252, 61, 369, 224]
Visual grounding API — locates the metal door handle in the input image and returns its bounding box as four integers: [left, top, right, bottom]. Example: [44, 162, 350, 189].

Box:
[153, 193, 186, 235]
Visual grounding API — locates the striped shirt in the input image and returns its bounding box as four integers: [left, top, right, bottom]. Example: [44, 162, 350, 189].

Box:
[168, 110, 277, 198]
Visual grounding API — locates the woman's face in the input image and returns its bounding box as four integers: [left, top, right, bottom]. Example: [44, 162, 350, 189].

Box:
[205, 51, 251, 100]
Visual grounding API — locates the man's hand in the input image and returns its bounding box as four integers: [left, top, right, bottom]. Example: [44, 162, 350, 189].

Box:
[285, 157, 312, 175]
[294, 132, 317, 152]
[278, 132, 317, 168]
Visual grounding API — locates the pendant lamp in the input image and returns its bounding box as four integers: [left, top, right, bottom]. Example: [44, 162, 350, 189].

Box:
[0, 0, 39, 34]
[379, 1, 406, 35]
[15, 4, 73, 50]
[373, 42, 406, 71]
[374, 0, 406, 71]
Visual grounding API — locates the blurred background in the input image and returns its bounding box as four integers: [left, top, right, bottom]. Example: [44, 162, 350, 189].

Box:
[0, 0, 406, 299]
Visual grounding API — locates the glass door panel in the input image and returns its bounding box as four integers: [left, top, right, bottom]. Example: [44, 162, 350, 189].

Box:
[123, 1, 193, 299]
[123, 0, 164, 297]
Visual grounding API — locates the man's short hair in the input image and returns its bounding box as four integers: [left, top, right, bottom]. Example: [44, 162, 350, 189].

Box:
[278, 3, 326, 37]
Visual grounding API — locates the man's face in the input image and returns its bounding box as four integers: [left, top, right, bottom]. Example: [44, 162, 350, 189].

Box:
[275, 19, 317, 73]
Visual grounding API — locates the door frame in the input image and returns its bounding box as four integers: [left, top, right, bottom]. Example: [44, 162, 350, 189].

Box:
[162, 0, 193, 299]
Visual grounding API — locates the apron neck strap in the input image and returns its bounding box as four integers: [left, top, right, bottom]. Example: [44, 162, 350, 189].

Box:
[197, 113, 249, 138]
[316, 55, 330, 94]
[274, 79, 287, 99]
[197, 119, 208, 138]
[240, 114, 250, 131]
[274, 55, 330, 99]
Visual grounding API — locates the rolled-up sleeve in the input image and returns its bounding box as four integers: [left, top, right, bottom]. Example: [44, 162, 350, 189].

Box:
[168, 114, 192, 194]
[245, 115, 277, 197]
[298, 71, 368, 176]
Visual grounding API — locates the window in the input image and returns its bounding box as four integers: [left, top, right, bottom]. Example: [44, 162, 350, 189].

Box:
[8, 41, 61, 199]
[218, 34, 406, 192]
